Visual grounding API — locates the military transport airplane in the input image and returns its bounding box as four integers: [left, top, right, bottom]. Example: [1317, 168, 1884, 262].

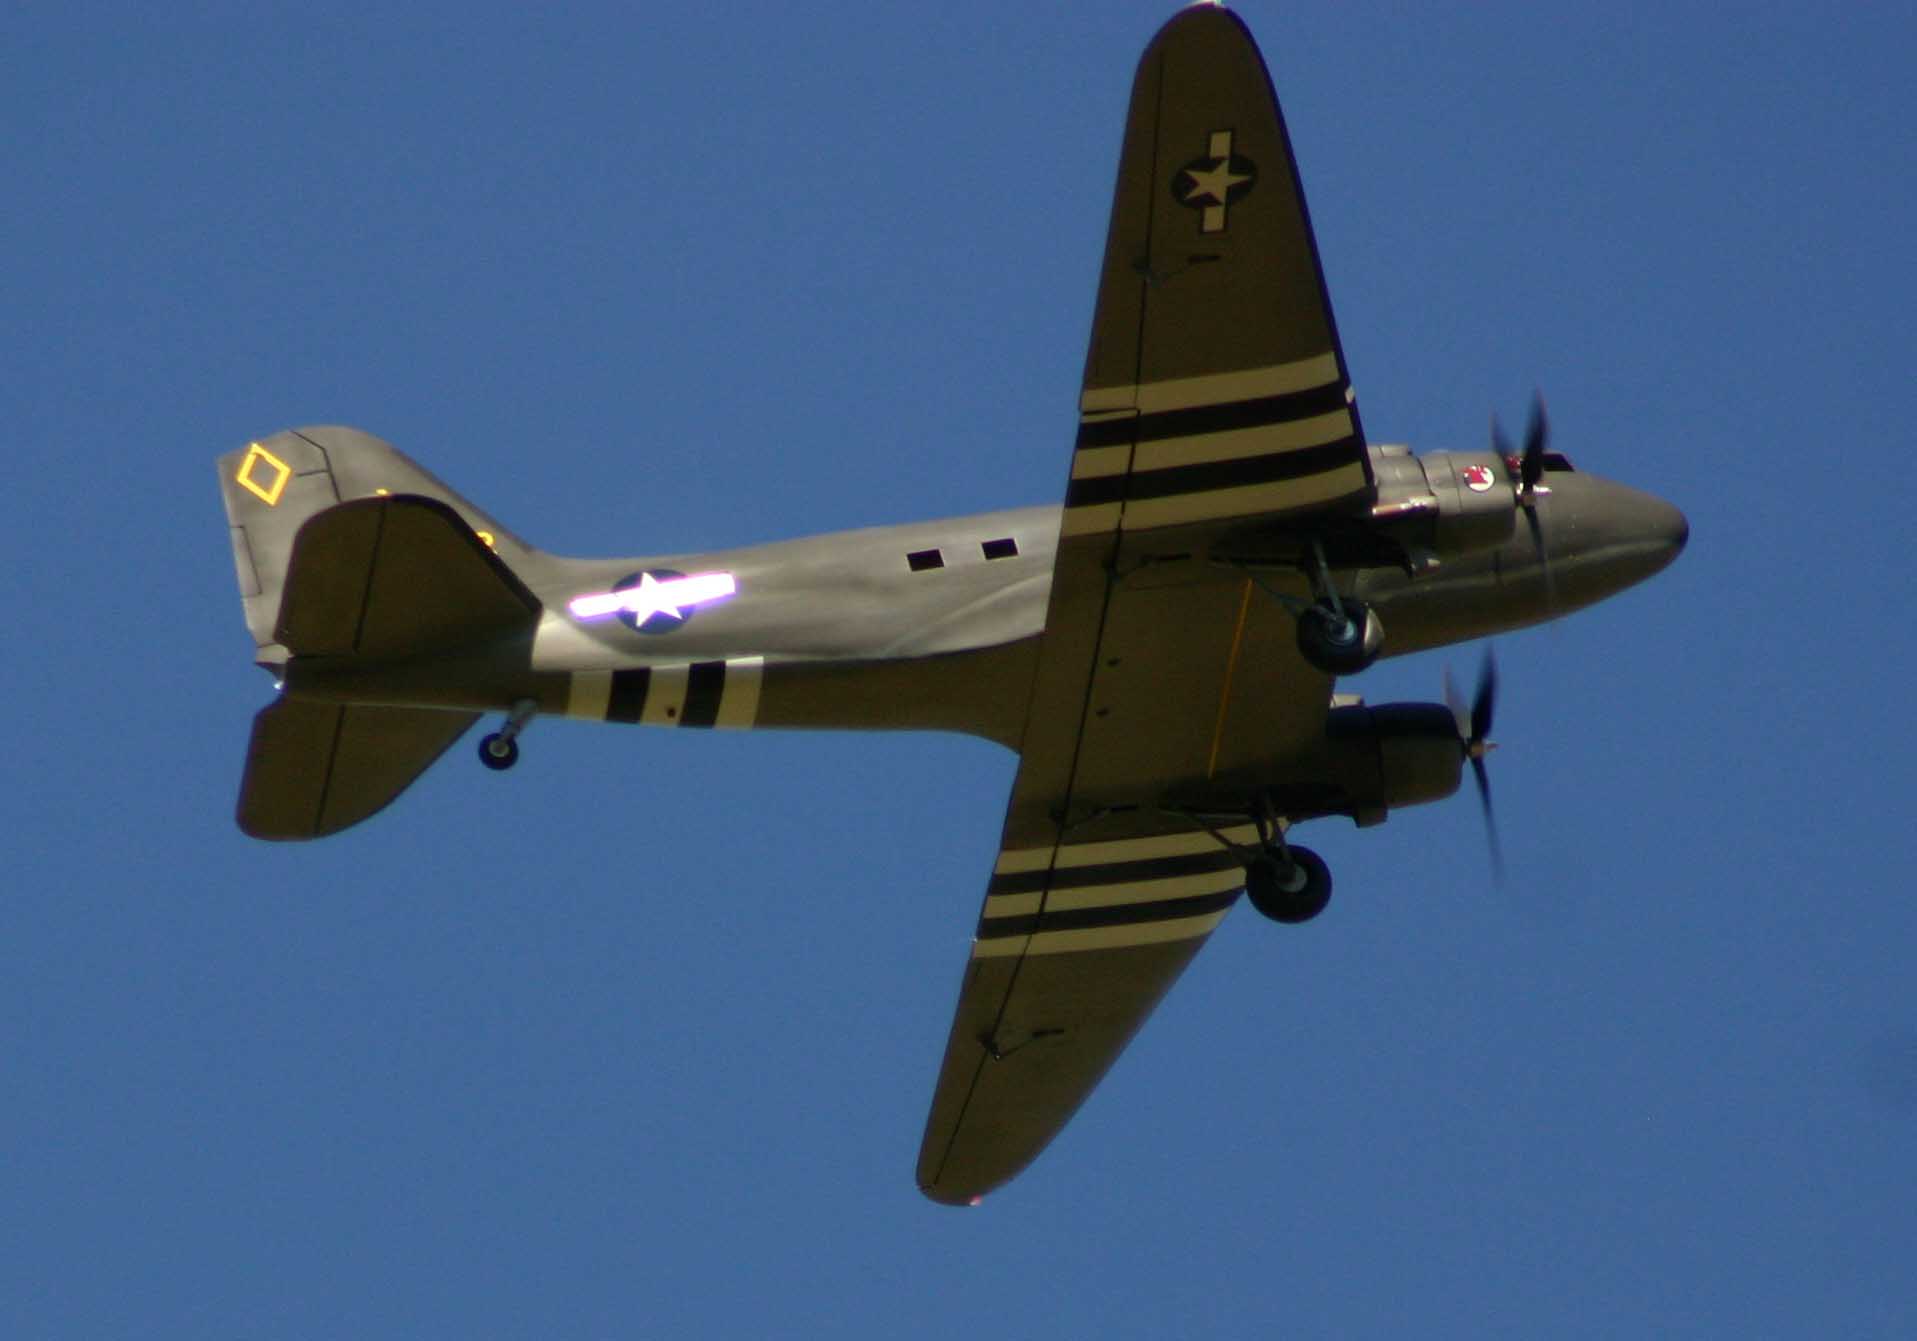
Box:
[214, 4, 1686, 1205]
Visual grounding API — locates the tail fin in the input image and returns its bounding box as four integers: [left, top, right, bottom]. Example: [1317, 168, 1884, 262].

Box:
[217, 427, 536, 663]
[218, 429, 545, 840]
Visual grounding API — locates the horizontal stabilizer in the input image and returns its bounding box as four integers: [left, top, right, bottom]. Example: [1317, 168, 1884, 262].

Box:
[276, 495, 540, 658]
[238, 698, 480, 840]
[235, 494, 542, 840]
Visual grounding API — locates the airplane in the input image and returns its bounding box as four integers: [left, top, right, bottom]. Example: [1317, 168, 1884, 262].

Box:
[213, 3, 1686, 1205]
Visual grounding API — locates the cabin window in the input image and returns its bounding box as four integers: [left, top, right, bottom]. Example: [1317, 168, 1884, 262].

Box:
[906, 548, 944, 572]
[981, 537, 1019, 560]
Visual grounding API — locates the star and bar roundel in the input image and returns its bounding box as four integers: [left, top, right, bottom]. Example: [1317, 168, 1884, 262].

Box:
[1173, 129, 1256, 234]
[567, 568, 738, 634]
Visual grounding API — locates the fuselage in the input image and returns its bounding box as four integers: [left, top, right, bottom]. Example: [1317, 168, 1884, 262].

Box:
[287, 447, 1685, 756]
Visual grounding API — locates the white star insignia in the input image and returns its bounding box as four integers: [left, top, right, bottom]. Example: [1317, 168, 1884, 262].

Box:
[1176, 130, 1255, 234]
[1180, 158, 1251, 207]
[629, 572, 685, 623]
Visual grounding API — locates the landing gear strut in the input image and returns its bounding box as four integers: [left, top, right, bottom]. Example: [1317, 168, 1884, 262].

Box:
[1239, 796, 1333, 923]
[1180, 798, 1334, 924]
[1294, 538, 1381, 676]
[478, 698, 538, 772]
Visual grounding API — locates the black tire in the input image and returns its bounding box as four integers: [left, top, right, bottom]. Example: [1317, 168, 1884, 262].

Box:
[1296, 599, 1383, 675]
[1244, 844, 1332, 924]
[478, 732, 519, 771]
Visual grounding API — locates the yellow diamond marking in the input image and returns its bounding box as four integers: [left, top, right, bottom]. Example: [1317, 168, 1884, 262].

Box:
[235, 443, 293, 506]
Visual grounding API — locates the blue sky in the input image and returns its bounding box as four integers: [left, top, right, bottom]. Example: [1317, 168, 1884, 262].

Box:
[7, 2, 1916, 1336]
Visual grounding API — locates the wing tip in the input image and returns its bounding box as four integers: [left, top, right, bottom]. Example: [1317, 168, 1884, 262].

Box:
[917, 1180, 988, 1208]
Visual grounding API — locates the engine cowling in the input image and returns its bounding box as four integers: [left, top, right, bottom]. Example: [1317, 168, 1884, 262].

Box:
[1321, 702, 1463, 825]
[1419, 451, 1519, 555]
[1368, 446, 1518, 566]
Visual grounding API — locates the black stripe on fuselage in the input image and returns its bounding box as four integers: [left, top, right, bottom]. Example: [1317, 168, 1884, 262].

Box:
[986, 849, 1241, 898]
[680, 660, 726, 728]
[976, 888, 1241, 941]
[1074, 381, 1348, 452]
[608, 668, 651, 723]
[1064, 437, 1361, 510]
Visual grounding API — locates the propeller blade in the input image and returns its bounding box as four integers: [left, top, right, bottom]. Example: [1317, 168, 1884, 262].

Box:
[1447, 651, 1504, 883]
[1470, 651, 1498, 745]
[1520, 394, 1549, 492]
[1493, 393, 1555, 609]
[1472, 755, 1505, 884]
[1444, 667, 1469, 740]
[1524, 501, 1557, 609]
[1491, 412, 1514, 466]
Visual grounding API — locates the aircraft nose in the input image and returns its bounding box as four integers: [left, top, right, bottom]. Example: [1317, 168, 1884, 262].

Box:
[1539, 473, 1687, 605]
[1641, 493, 1689, 572]
[1571, 477, 1694, 590]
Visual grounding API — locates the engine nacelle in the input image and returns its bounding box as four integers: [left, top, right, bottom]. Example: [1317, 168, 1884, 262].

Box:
[1420, 451, 1519, 555]
[1321, 702, 1463, 825]
[1368, 446, 1518, 565]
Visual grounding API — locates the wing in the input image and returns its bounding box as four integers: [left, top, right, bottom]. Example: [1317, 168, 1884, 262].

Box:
[916, 812, 1260, 1204]
[916, 6, 1363, 1204]
[1067, 3, 1372, 546]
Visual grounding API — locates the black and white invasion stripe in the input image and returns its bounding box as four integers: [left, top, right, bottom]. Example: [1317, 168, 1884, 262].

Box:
[564, 656, 764, 728]
[1065, 352, 1367, 535]
[972, 823, 1260, 958]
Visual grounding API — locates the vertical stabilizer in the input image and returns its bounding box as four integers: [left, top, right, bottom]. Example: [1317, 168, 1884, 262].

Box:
[217, 427, 534, 664]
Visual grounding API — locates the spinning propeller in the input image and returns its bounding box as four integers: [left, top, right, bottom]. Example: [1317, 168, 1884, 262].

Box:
[1492, 395, 1555, 607]
[1444, 653, 1504, 881]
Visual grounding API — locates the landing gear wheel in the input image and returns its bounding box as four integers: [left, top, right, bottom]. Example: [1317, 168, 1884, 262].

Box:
[477, 698, 537, 773]
[1296, 599, 1383, 676]
[1244, 844, 1332, 924]
[478, 732, 519, 771]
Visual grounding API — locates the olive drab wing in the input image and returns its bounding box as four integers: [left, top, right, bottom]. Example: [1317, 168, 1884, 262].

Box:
[1065, 5, 1372, 545]
[916, 4, 1374, 1205]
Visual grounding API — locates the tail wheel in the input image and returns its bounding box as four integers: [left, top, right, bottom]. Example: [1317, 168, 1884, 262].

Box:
[477, 698, 537, 772]
[1244, 845, 1332, 924]
[478, 732, 519, 771]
